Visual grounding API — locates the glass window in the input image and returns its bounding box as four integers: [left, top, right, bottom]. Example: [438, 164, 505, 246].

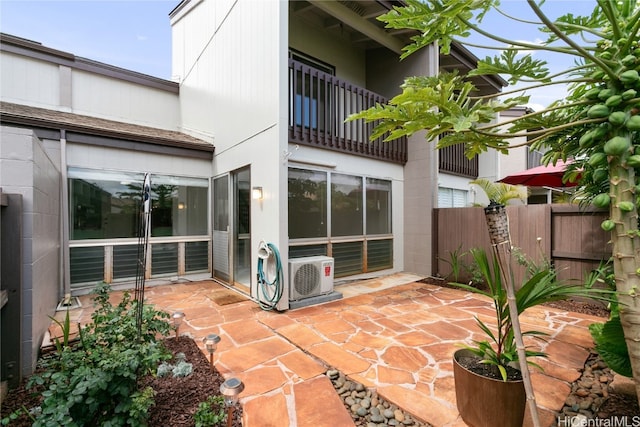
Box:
[333, 241, 363, 277]
[69, 168, 144, 240]
[70, 246, 104, 285]
[151, 243, 178, 275]
[186, 241, 209, 272]
[288, 168, 394, 277]
[438, 187, 468, 208]
[367, 239, 393, 271]
[151, 175, 208, 237]
[366, 178, 391, 235]
[288, 168, 327, 238]
[331, 174, 363, 236]
[68, 168, 208, 240]
[113, 245, 140, 279]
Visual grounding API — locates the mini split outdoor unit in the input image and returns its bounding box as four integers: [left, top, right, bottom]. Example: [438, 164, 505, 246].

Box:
[288, 256, 334, 301]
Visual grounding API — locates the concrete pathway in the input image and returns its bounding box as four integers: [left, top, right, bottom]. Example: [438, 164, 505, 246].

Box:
[56, 274, 603, 427]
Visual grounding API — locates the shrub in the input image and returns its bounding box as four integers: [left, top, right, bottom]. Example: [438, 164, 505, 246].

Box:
[28, 282, 171, 426]
[193, 396, 226, 427]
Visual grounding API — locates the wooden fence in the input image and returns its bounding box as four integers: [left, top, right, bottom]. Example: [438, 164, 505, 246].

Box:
[432, 204, 611, 288]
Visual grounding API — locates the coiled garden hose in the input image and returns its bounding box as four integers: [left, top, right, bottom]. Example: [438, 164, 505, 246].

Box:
[257, 243, 284, 311]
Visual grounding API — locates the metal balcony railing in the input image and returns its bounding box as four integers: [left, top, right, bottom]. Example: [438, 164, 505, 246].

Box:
[288, 59, 407, 164]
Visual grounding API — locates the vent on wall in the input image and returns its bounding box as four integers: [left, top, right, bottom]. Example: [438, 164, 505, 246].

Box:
[289, 256, 334, 301]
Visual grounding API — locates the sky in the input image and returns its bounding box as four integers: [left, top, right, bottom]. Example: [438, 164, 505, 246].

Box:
[0, 0, 176, 79]
[0, 0, 598, 109]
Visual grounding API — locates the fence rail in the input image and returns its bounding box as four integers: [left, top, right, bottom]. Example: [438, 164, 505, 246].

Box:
[433, 204, 611, 288]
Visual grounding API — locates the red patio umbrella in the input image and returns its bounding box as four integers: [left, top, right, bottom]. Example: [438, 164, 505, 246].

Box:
[499, 160, 580, 187]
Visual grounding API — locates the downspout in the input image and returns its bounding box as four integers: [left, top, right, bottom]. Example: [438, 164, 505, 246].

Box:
[60, 129, 71, 303]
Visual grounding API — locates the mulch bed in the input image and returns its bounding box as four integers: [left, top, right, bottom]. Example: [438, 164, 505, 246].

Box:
[1, 336, 242, 427]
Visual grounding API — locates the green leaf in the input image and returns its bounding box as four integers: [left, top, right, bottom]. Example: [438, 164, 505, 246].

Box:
[591, 315, 632, 377]
[470, 51, 550, 85]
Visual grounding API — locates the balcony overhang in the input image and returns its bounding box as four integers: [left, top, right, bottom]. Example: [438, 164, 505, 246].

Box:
[291, 0, 507, 96]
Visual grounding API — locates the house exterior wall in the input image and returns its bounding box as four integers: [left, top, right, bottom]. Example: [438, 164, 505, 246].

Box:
[391, 47, 439, 278]
[287, 142, 405, 276]
[171, 0, 281, 148]
[171, 0, 289, 306]
[70, 70, 180, 130]
[0, 126, 60, 376]
[0, 53, 61, 108]
[289, 15, 366, 86]
[0, 50, 180, 130]
[65, 142, 211, 177]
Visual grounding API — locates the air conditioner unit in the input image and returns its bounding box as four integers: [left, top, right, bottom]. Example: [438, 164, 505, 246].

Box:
[289, 256, 334, 301]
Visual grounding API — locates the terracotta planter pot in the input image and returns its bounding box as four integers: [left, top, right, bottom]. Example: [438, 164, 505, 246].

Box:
[453, 349, 526, 427]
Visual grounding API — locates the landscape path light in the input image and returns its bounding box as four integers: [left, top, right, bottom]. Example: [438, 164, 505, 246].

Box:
[202, 333, 221, 369]
[220, 377, 244, 427]
[172, 311, 185, 337]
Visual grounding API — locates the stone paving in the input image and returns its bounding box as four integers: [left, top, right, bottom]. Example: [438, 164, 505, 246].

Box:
[54, 273, 604, 427]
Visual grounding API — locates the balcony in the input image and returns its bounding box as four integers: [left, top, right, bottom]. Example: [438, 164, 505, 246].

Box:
[288, 58, 407, 164]
[438, 143, 479, 178]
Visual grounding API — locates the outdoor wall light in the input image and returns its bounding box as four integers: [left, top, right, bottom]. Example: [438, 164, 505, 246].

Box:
[252, 186, 263, 200]
[202, 333, 221, 369]
[220, 377, 244, 427]
[172, 311, 185, 337]
[178, 202, 185, 210]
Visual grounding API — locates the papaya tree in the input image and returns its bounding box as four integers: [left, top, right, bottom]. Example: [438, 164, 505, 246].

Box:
[349, 0, 640, 402]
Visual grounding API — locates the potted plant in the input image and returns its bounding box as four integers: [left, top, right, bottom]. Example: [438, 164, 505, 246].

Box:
[451, 247, 608, 427]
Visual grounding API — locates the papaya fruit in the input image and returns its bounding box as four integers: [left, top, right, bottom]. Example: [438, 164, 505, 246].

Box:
[606, 95, 623, 108]
[579, 131, 594, 147]
[619, 201, 635, 212]
[598, 89, 615, 100]
[587, 104, 610, 118]
[622, 54, 637, 67]
[626, 115, 640, 131]
[620, 70, 640, 87]
[585, 87, 602, 100]
[608, 111, 627, 126]
[622, 89, 637, 100]
[601, 219, 615, 231]
[627, 154, 640, 167]
[604, 136, 631, 156]
[588, 152, 608, 167]
[593, 193, 611, 208]
[593, 168, 608, 183]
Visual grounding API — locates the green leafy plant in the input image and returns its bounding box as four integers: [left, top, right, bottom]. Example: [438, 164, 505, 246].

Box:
[1, 406, 36, 426]
[193, 396, 226, 427]
[27, 282, 171, 427]
[439, 244, 468, 281]
[48, 309, 75, 352]
[470, 178, 528, 206]
[452, 247, 610, 381]
[587, 259, 632, 377]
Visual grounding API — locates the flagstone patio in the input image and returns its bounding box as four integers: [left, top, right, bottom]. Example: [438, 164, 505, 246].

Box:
[55, 273, 604, 427]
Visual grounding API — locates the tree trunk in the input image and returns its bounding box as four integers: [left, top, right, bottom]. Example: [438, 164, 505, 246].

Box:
[609, 158, 640, 405]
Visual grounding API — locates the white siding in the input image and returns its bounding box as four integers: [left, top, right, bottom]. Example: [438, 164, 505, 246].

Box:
[0, 50, 181, 131]
[0, 52, 61, 107]
[172, 0, 281, 148]
[66, 143, 211, 178]
[71, 70, 180, 130]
